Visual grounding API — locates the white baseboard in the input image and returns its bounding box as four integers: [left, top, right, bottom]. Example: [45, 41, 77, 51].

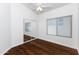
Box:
[1, 47, 12, 55]
[1, 39, 37, 55]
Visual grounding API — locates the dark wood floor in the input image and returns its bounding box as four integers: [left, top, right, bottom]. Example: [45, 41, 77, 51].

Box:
[4, 39, 78, 55]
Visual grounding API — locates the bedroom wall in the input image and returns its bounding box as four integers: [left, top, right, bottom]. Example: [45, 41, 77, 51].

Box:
[0, 3, 11, 54]
[11, 3, 37, 47]
[37, 4, 79, 50]
[78, 4, 79, 53]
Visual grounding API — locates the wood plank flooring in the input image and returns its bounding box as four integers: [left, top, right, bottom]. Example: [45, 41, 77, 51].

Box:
[24, 35, 35, 41]
[4, 39, 78, 55]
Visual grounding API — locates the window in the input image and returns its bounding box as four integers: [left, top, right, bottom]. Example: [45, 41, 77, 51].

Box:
[47, 15, 72, 38]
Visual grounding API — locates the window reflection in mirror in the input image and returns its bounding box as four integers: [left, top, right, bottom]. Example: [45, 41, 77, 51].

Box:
[25, 22, 32, 32]
[24, 20, 37, 35]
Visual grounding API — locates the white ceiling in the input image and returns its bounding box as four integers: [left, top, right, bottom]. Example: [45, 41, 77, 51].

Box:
[23, 3, 70, 14]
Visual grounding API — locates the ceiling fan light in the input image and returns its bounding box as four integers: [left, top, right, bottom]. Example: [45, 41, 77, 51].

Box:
[36, 6, 43, 11]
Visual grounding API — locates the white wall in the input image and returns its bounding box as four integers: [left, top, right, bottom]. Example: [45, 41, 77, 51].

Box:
[11, 4, 37, 47]
[78, 4, 79, 53]
[0, 3, 11, 54]
[37, 4, 79, 50]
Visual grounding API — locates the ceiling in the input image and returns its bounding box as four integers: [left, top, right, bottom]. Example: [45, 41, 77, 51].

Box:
[23, 3, 69, 14]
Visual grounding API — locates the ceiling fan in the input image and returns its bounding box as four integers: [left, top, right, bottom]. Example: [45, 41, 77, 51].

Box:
[36, 3, 51, 12]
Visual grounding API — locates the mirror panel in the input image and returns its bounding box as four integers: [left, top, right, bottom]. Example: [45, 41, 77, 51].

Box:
[25, 22, 32, 32]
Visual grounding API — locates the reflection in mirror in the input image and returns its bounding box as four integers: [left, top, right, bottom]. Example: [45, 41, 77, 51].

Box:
[24, 20, 36, 34]
[24, 19, 37, 42]
[25, 22, 32, 32]
[47, 15, 72, 38]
